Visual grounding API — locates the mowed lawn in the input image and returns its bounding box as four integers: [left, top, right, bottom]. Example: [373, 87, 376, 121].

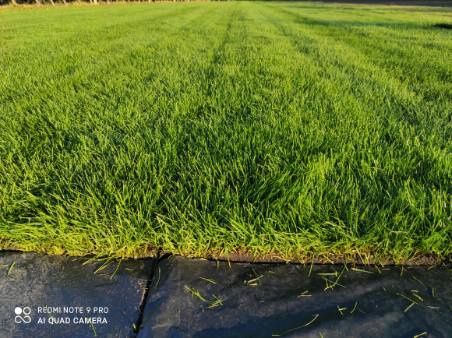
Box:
[0, 2, 451, 263]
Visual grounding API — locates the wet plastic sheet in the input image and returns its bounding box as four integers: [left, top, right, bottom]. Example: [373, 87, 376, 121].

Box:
[0, 252, 153, 338]
[139, 257, 451, 338]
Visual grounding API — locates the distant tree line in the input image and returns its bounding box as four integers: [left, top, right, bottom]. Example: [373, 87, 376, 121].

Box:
[1, 0, 201, 5]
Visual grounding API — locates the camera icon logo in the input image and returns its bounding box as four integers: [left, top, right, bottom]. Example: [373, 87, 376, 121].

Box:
[14, 307, 32, 324]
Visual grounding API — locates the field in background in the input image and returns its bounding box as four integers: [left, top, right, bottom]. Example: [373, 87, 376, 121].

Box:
[0, 2, 451, 263]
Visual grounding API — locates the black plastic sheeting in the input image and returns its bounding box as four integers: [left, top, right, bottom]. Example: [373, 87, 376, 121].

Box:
[139, 257, 452, 338]
[1, 252, 451, 337]
[0, 252, 154, 338]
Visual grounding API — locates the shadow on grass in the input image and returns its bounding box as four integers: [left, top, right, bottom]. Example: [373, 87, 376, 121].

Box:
[283, 11, 452, 33]
[306, 0, 452, 7]
[433, 23, 452, 29]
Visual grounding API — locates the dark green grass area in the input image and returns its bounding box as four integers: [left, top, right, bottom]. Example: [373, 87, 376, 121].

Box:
[0, 2, 451, 263]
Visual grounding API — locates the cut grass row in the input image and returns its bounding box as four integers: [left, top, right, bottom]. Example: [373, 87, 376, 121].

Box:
[0, 2, 451, 263]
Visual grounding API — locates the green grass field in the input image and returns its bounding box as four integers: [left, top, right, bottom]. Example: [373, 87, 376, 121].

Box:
[1, 2, 451, 263]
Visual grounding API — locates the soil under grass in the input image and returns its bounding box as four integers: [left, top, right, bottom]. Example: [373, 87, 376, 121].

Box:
[0, 2, 451, 264]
